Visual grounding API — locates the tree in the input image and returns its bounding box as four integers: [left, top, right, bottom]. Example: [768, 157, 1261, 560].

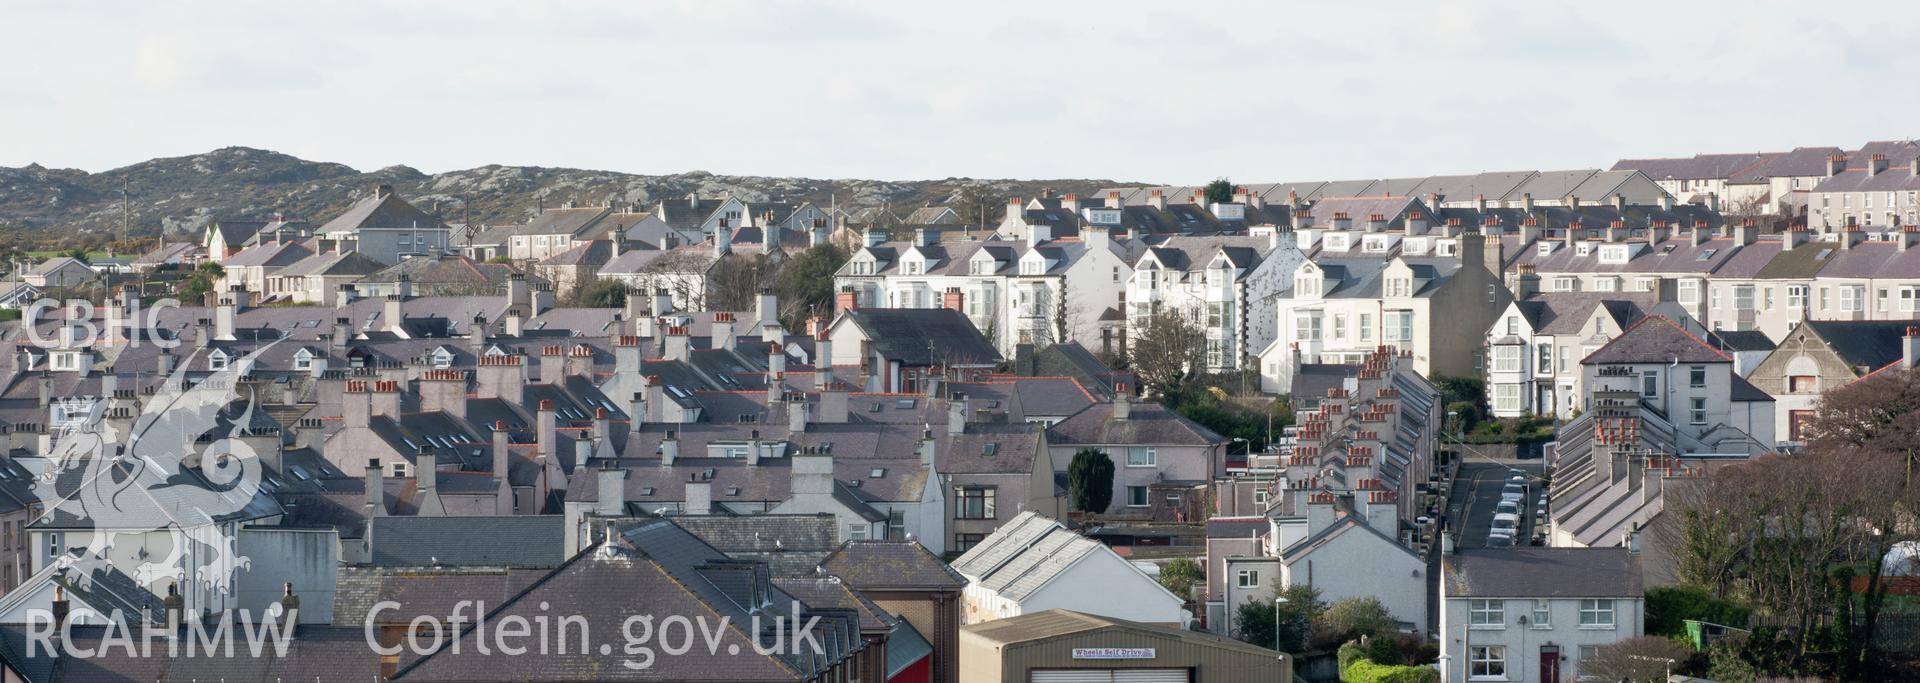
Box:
[1644, 586, 1749, 639]
[1582, 636, 1692, 683]
[1157, 558, 1203, 601]
[1066, 448, 1114, 514]
[178, 261, 226, 304]
[568, 278, 627, 308]
[1235, 584, 1322, 652]
[1801, 365, 1920, 452]
[951, 183, 999, 228]
[1204, 178, 1234, 205]
[1318, 596, 1397, 644]
[61, 247, 91, 264]
[1128, 308, 1204, 396]
[635, 249, 717, 311]
[771, 243, 848, 329]
[708, 253, 778, 312]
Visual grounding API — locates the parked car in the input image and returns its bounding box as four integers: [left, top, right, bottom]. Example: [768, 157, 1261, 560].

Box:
[1493, 512, 1519, 528]
[1487, 534, 1516, 548]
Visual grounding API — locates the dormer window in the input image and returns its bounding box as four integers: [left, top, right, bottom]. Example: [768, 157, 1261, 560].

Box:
[293, 348, 315, 371]
[851, 258, 875, 276]
[1363, 236, 1389, 253]
[1552, 277, 1578, 292]
[903, 259, 924, 275]
[1385, 278, 1413, 298]
[1575, 242, 1594, 257]
[1323, 234, 1351, 252]
[208, 349, 231, 372]
[432, 347, 455, 369]
[1020, 259, 1044, 275]
[1536, 242, 1555, 257]
[1436, 240, 1456, 257]
[970, 258, 995, 275]
[1599, 245, 1630, 264]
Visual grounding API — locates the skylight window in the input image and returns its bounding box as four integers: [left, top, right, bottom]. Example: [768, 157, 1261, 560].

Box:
[984, 442, 999, 456]
[895, 399, 917, 409]
[1696, 249, 1717, 261]
[869, 468, 886, 478]
[1815, 249, 1833, 260]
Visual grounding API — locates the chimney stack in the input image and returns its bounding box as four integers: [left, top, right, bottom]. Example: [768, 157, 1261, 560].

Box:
[365, 458, 386, 517]
[1905, 327, 1920, 369]
[1828, 153, 1847, 177]
[596, 462, 626, 517]
[1870, 153, 1890, 176]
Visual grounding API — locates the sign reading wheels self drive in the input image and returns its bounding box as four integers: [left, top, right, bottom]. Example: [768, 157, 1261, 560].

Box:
[1071, 647, 1156, 660]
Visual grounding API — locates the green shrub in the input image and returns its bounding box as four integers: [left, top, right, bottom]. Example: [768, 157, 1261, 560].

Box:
[1645, 585, 1751, 638]
[1342, 658, 1440, 683]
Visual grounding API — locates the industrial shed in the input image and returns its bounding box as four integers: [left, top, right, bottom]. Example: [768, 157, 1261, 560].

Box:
[960, 609, 1290, 683]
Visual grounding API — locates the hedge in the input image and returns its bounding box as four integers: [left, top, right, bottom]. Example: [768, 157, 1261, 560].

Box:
[1342, 658, 1440, 683]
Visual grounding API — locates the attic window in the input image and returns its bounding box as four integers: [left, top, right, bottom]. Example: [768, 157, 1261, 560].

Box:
[1696, 249, 1717, 261]
[869, 468, 886, 478]
[983, 442, 999, 456]
[639, 487, 655, 496]
[1815, 248, 1833, 260]
[869, 402, 883, 413]
[725, 487, 741, 496]
[737, 415, 759, 424]
[895, 399, 917, 409]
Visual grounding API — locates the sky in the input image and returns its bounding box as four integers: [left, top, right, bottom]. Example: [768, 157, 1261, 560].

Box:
[3, 0, 1917, 184]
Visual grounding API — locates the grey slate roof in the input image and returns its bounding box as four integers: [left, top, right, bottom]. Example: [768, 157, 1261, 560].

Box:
[1444, 547, 1643, 598]
[843, 308, 1001, 367]
[821, 539, 965, 590]
[1580, 315, 1730, 365]
[367, 515, 565, 567]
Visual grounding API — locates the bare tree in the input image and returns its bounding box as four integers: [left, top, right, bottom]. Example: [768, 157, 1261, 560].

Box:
[1129, 307, 1204, 396]
[707, 253, 777, 312]
[1582, 636, 1692, 682]
[634, 250, 718, 311]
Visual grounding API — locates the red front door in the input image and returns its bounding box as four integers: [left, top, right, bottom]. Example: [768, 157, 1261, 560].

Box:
[1539, 646, 1560, 683]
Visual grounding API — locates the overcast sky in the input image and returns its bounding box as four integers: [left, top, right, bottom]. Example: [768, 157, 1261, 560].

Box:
[3, 0, 1916, 184]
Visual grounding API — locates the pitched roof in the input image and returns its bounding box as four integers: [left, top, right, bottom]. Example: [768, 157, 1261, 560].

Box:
[820, 540, 966, 590]
[842, 308, 1001, 366]
[367, 515, 565, 567]
[961, 609, 1279, 657]
[1444, 547, 1643, 598]
[1805, 320, 1917, 372]
[1580, 315, 1729, 365]
[317, 190, 446, 235]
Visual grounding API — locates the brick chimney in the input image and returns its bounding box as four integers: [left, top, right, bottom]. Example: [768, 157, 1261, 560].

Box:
[1404, 211, 1429, 236]
[835, 286, 858, 313]
[942, 287, 965, 312]
[712, 313, 736, 354]
[1828, 153, 1847, 177]
[663, 325, 692, 362]
[1147, 190, 1166, 211]
[1905, 326, 1920, 369]
[1870, 153, 1890, 176]
[475, 354, 526, 405]
[1061, 193, 1080, 213]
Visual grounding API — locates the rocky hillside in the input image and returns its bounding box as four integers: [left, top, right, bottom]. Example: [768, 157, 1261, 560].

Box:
[0, 147, 1137, 243]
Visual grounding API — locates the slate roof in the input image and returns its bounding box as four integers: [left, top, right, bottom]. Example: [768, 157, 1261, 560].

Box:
[884, 618, 934, 678]
[842, 308, 1001, 367]
[667, 515, 841, 577]
[1046, 399, 1222, 447]
[1709, 330, 1776, 353]
[1805, 320, 1917, 371]
[222, 241, 313, 268]
[1205, 516, 1269, 540]
[317, 190, 446, 235]
[333, 565, 548, 626]
[365, 253, 518, 289]
[1735, 146, 1843, 182]
[367, 515, 565, 567]
[1580, 315, 1730, 365]
[1444, 547, 1643, 598]
[820, 539, 966, 590]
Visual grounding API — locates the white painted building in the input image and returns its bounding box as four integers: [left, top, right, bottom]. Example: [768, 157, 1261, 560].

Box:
[950, 511, 1186, 626]
[1441, 548, 1645, 683]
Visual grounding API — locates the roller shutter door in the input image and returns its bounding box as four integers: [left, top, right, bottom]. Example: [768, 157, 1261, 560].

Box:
[1113, 670, 1188, 683]
[1031, 670, 1188, 683]
[1031, 671, 1113, 683]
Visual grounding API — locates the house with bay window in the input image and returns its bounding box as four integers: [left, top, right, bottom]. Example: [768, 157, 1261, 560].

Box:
[1263, 231, 1507, 393]
[1441, 548, 1645, 683]
[1126, 232, 1302, 373]
[836, 228, 1142, 356]
[1576, 315, 1774, 454]
[1483, 271, 1685, 418]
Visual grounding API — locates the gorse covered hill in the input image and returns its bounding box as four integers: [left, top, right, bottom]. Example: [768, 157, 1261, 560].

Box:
[0, 146, 1132, 245]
